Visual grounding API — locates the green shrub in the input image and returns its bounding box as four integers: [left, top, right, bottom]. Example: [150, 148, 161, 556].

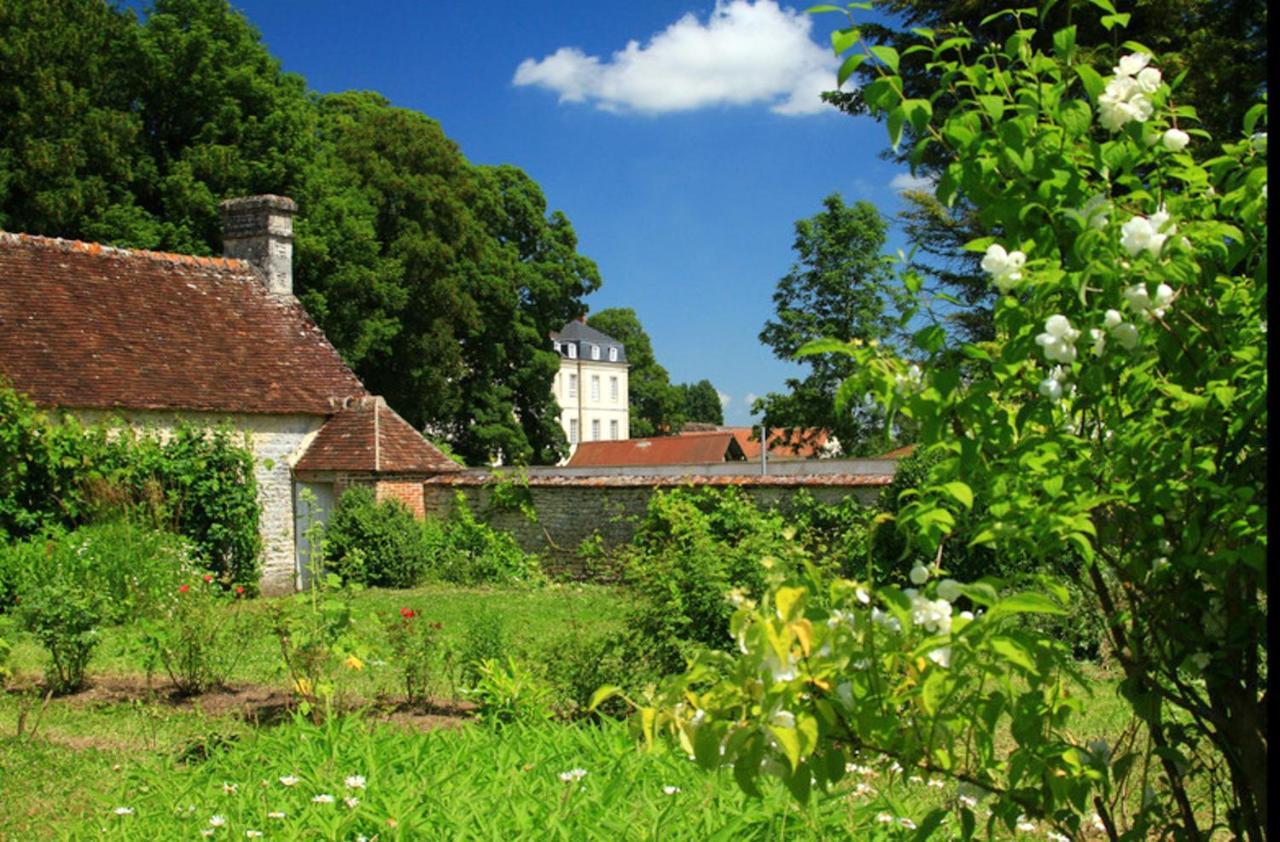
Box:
[467, 657, 554, 726]
[0, 383, 261, 586]
[0, 616, 13, 689]
[381, 604, 443, 706]
[138, 573, 256, 695]
[430, 493, 544, 586]
[323, 487, 428, 588]
[622, 487, 800, 673]
[454, 613, 509, 690]
[535, 626, 644, 720]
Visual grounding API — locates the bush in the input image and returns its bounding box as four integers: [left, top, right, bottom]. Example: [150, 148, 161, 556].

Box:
[0, 384, 262, 585]
[139, 573, 256, 695]
[621, 487, 800, 673]
[381, 605, 442, 706]
[467, 657, 554, 726]
[453, 613, 509, 691]
[324, 487, 428, 588]
[429, 493, 544, 586]
[535, 626, 644, 720]
[6, 522, 197, 693]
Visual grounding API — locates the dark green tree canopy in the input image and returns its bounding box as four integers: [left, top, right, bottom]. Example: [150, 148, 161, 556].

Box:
[0, 0, 601, 466]
[677, 380, 724, 426]
[586, 308, 684, 438]
[755, 194, 899, 455]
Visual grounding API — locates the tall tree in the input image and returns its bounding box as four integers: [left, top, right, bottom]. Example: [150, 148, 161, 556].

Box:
[586, 308, 684, 437]
[0, 0, 602, 467]
[755, 194, 900, 455]
[677, 380, 724, 426]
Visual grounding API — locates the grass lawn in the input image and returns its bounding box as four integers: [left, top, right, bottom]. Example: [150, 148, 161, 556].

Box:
[0, 583, 1143, 840]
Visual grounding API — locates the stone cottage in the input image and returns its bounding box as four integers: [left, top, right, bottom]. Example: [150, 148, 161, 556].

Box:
[0, 195, 460, 593]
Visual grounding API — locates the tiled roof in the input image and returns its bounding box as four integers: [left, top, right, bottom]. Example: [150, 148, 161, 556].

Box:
[295, 397, 461, 474]
[424, 473, 892, 488]
[0, 231, 366, 415]
[566, 431, 746, 467]
[727, 427, 835, 460]
[873, 444, 916, 459]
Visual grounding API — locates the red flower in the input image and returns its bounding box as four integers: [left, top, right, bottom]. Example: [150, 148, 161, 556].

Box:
[202, 574, 214, 583]
[178, 584, 190, 594]
[235, 585, 246, 596]
[400, 607, 415, 620]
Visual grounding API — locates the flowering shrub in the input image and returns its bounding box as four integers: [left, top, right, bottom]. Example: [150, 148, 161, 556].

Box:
[271, 573, 374, 721]
[381, 605, 442, 706]
[139, 573, 256, 695]
[614, 8, 1266, 840]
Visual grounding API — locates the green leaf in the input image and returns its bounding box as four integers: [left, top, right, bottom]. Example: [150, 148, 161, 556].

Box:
[831, 28, 860, 55]
[1083, 0, 1116, 13]
[587, 685, 621, 711]
[775, 586, 806, 621]
[1074, 65, 1104, 101]
[913, 809, 949, 842]
[836, 52, 866, 87]
[977, 95, 1004, 122]
[769, 725, 802, 770]
[902, 98, 933, 133]
[888, 107, 905, 149]
[988, 591, 1068, 620]
[869, 45, 900, 73]
[989, 635, 1037, 671]
[1100, 12, 1131, 30]
[1051, 25, 1076, 59]
[940, 481, 974, 510]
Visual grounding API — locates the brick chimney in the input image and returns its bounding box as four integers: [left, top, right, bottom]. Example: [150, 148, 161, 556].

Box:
[219, 195, 297, 296]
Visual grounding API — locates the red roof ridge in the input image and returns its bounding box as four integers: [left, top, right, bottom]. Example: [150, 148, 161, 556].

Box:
[0, 230, 249, 274]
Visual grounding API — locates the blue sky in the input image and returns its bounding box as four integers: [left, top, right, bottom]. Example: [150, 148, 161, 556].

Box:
[228, 0, 923, 426]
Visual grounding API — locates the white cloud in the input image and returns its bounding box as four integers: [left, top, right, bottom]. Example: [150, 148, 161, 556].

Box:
[717, 390, 731, 408]
[513, 1, 839, 116]
[745, 392, 759, 408]
[889, 171, 936, 193]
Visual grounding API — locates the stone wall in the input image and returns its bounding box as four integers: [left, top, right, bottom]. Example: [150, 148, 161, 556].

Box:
[75, 408, 325, 594]
[422, 479, 884, 578]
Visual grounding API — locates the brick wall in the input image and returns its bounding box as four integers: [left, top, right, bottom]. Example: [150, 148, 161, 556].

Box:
[375, 480, 426, 518]
[422, 481, 882, 579]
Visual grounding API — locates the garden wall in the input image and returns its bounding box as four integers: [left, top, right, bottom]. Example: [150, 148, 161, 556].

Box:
[421, 471, 892, 578]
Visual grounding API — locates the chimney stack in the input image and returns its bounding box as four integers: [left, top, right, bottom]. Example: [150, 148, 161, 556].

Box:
[219, 195, 297, 296]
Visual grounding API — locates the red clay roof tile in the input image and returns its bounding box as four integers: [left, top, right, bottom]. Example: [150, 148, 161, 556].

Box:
[295, 397, 461, 474]
[566, 431, 746, 467]
[0, 231, 366, 415]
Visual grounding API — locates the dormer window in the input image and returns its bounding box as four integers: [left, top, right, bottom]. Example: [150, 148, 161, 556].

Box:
[608, 346, 618, 362]
[590, 344, 600, 360]
[567, 343, 576, 359]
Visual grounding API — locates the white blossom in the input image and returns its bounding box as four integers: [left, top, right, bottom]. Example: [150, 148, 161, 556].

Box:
[981, 244, 1026, 291]
[558, 768, 588, 783]
[663, 785, 681, 795]
[1111, 321, 1140, 349]
[936, 578, 962, 602]
[1124, 282, 1175, 321]
[1089, 327, 1107, 357]
[1134, 66, 1162, 93]
[927, 646, 952, 668]
[1113, 53, 1150, 77]
[1162, 127, 1190, 151]
[312, 794, 335, 804]
[344, 775, 366, 790]
[344, 797, 360, 809]
[1099, 75, 1154, 131]
[267, 812, 286, 820]
[113, 807, 134, 816]
[771, 710, 796, 729]
[1035, 315, 1080, 364]
[279, 776, 299, 787]
[909, 564, 930, 585]
[209, 816, 227, 828]
[899, 818, 918, 830]
[876, 812, 894, 823]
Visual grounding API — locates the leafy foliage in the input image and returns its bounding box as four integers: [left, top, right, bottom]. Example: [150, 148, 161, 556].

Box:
[427, 494, 545, 587]
[139, 572, 256, 695]
[0, 384, 261, 585]
[674, 379, 725, 426]
[323, 486, 428, 589]
[755, 195, 904, 455]
[636, 10, 1267, 839]
[585, 308, 685, 437]
[0, 0, 602, 466]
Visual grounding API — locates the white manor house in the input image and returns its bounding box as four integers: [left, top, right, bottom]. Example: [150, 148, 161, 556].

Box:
[550, 318, 629, 455]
